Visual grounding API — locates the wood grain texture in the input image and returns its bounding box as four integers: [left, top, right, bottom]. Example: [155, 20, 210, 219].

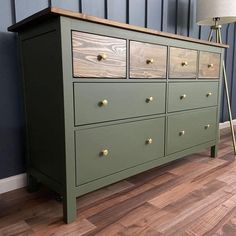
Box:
[72, 31, 126, 78]
[169, 47, 198, 78]
[8, 7, 228, 49]
[130, 41, 167, 78]
[199, 52, 221, 79]
[0, 127, 235, 235]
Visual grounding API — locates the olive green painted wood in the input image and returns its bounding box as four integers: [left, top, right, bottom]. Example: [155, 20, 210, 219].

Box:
[14, 13, 225, 224]
[74, 82, 166, 125]
[167, 107, 217, 155]
[60, 17, 77, 224]
[211, 51, 224, 158]
[168, 81, 219, 112]
[75, 117, 165, 185]
[20, 21, 65, 185]
[76, 140, 216, 196]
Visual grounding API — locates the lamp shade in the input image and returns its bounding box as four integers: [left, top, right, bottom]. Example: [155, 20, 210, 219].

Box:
[196, 0, 236, 26]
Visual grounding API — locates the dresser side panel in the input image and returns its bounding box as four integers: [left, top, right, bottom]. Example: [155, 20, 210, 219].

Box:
[20, 18, 65, 186]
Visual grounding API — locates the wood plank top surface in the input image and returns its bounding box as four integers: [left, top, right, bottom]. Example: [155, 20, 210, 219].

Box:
[8, 7, 228, 49]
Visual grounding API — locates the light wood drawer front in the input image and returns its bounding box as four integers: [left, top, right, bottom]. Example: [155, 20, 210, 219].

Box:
[76, 117, 165, 185]
[74, 83, 166, 125]
[199, 52, 221, 78]
[167, 107, 217, 155]
[168, 82, 218, 112]
[130, 41, 167, 78]
[169, 47, 198, 78]
[72, 31, 126, 78]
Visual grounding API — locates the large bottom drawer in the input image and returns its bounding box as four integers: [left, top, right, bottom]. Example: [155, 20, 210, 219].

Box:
[167, 107, 217, 155]
[75, 117, 165, 185]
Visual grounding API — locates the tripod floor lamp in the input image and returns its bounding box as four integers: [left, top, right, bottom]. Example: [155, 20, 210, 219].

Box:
[197, 0, 236, 155]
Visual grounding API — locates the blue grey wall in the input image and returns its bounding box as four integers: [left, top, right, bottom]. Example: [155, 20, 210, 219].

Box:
[0, 0, 236, 179]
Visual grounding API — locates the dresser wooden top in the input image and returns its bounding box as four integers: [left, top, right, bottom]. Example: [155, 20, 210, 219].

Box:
[8, 7, 228, 48]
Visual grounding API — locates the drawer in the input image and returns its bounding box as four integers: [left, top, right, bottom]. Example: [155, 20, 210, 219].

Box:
[168, 82, 218, 112]
[169, 47, 198, 78]
[130, 41, 167, 78]
[72, 31, 126, 78]
[74, 83, 166, 125]
[75, 117, 165, 185]
[199, 52, 221, 79]
[167, 107, 217, 155]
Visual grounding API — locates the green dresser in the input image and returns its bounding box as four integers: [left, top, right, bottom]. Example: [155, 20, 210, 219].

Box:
[8, 7, 226, 223]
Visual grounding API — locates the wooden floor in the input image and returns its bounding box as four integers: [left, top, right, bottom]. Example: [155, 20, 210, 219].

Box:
[0, 128, 236, 236]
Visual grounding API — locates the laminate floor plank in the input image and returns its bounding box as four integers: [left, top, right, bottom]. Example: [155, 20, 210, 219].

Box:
[0, 127, 235, 236]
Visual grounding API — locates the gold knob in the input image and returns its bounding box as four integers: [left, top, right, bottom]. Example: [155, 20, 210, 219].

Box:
[146, 58, 154, 64]
[100, 149, 109, 156]
[180, 94, 187, 100]
[99, 99, 108, 107]
[206, 92, 212, 97]
[205, 124, 211, 129]
[97, 53, 107, 61]
[182, 61, 188, 66]
[146, 138, 153, 144]
[208, 63, 214, 68]
[179, 130, 185, 136]
[146, 96, 154, 103]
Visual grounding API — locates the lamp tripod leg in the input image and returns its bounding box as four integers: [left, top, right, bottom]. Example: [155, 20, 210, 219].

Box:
[208, 28, 214, 41]
[218, 28, 236, 155]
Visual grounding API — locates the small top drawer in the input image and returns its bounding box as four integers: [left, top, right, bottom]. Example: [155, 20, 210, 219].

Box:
[74, 83, 166, 126]
[168, 81, 218, 112]
[169, 47, 198, 79]
[199, 52, 221, 79]
[72, 31, 126, 78]
[130, 41, 167, 78]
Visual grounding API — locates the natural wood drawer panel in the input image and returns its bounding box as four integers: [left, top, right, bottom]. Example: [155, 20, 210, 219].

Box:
[74, 82, 166, 126]
[167, 107, 217, 155]
[199, 52, 221, 79]
[169, 47, 198, 79]
[75, 117, 165, 185]
[168, 81, 218, 112]
[130, 41, 167, 78]
[72, 31, 126, 78]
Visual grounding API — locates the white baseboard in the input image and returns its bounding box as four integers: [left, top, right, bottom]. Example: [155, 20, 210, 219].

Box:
[0, 173, 27, 194]
[0, 119, 235, 194]
[219, 120, 236, 129]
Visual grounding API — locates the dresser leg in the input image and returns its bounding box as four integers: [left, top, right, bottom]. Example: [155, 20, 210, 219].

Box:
[211, 145, 218, 158]
[63, 194, 77, 224]
[27, 174, 40, 192]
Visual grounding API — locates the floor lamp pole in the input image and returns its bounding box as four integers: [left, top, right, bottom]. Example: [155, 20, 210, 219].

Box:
[208, 18, 236, 155]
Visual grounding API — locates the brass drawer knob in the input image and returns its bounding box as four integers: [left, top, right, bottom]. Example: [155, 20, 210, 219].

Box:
[99, 99, 108, 107]
[179, 130, 185, 136]
[180, 94, 187, 100]
[97, 53, 108, 61]
[146, 58, 154, 64]
[205, 124, 211, 129]
[208, 63, 214, 68]
[206, 92, 212, 97]
[182, 61, 188, 66]
[146, 138, 153, 144]
[146, 96, 154, 103]
[100, 149, 109, 156]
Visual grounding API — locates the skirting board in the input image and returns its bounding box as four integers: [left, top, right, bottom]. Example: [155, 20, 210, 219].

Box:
[0, 120, 235, 194]
[219, 119, 236, 129]
[0, 173, 26, 194]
